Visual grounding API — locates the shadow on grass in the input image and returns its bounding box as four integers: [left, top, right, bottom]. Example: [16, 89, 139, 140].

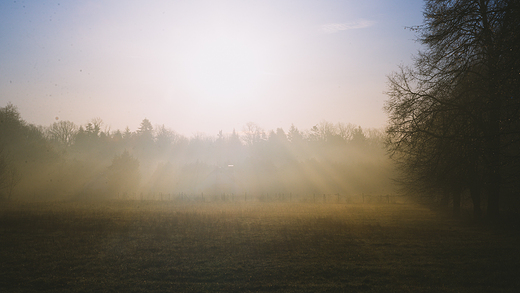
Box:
[1, 201, 519, 292]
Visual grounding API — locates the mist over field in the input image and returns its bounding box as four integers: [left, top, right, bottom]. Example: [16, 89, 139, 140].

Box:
[0, 104, 395, 201]
[1, 0, 520, 291]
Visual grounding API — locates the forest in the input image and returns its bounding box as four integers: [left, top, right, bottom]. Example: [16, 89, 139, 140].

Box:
[0, 103, 395, 202]
[1, 1, 519, 221]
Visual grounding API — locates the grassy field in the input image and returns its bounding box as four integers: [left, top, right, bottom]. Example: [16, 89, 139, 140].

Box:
[1, 199, 519, 292]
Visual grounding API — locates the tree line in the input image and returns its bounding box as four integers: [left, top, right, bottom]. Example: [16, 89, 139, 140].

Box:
[385, 0, 520, 220]
[0, 103, 395, 201]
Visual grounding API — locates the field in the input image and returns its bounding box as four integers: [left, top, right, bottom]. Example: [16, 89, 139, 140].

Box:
[1, 199, 520, 292]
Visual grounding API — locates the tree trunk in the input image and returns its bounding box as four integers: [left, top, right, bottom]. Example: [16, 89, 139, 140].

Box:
[486, 173, 500, 220]
[480, 0, 502, 221]
[484, 89, 501, 221]
[440, 187, 450, 208]
[469, 181, 482, 221]
[484, 74, 501, 220]
[452, 190, 461, 218]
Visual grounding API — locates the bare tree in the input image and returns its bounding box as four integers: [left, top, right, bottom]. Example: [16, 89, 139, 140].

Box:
[385, 0, 519, 220]
[242, 122, 265, 146]
[47, 120, 78, 147]
[336, 122, 357, 141]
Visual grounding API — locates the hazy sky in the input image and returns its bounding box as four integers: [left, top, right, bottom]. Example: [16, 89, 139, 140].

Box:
[1, 0, 424, 136]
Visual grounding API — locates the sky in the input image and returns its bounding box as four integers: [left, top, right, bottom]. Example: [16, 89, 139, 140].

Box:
[0, 0, 424, 136]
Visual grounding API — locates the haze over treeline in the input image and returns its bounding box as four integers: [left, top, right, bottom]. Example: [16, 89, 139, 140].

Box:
[0, 103, 394, 201]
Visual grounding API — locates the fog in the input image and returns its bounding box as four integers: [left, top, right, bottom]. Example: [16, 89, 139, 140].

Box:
[0, 104, 396, 201]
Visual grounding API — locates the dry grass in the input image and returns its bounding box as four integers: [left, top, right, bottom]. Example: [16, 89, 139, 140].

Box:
[1, 200, 519, 292]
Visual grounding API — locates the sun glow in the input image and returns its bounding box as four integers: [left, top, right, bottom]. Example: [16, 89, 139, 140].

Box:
[181, 34, 267, 104]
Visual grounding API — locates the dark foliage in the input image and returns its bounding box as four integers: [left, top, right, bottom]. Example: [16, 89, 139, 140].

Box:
[385, 0, 520, 220]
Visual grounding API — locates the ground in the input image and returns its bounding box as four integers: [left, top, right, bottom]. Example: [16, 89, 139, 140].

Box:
[1, 199, 519, 292]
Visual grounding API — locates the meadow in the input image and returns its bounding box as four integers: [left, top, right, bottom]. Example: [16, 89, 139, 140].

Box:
[1, 198, 519, 292]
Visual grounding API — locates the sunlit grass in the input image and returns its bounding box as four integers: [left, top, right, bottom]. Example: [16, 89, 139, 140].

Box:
[1, 200, 519, 292]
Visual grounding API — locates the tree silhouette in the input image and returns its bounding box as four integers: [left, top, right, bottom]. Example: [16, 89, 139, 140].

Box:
[137, 118, 153, 138]
[0, 103, 25, 147]
[385, 0, 520, 219]
[47, 120, 78, 147]
[242, 122, 265, 147]
[135, 118, 154, 156]
[287, 124, 303, 143]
